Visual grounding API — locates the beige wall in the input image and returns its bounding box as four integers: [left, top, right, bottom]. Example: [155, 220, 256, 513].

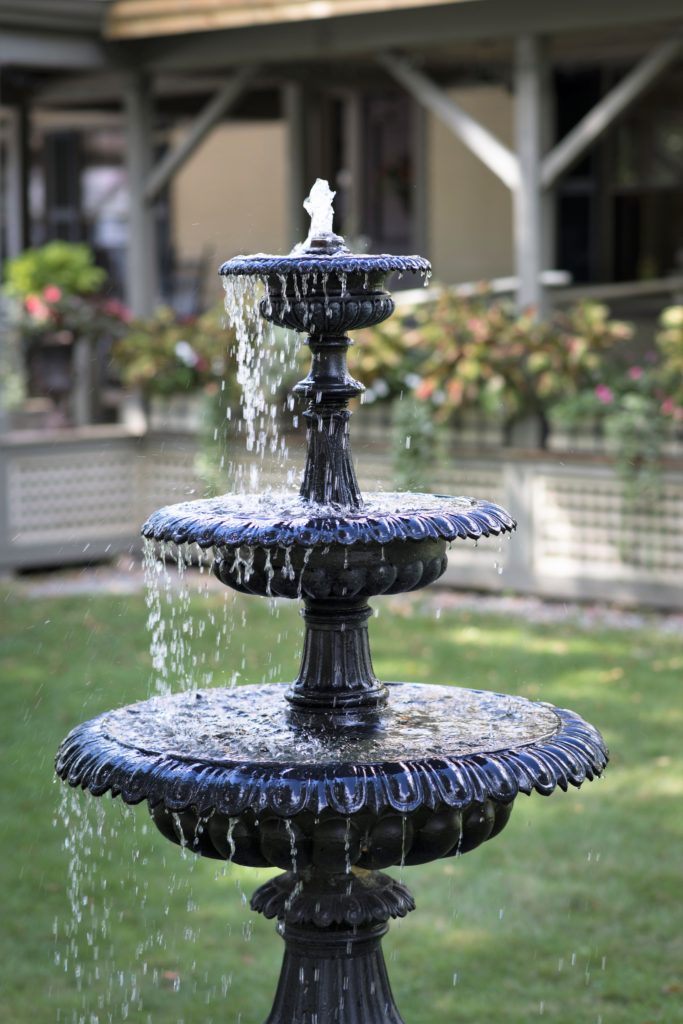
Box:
[170, 88, 514, 296]
[171, 120, 288, 297]
[428, 85, 514, 285]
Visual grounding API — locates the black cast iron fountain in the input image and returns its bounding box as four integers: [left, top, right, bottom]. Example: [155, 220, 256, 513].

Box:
[56, 179, 607, 1023]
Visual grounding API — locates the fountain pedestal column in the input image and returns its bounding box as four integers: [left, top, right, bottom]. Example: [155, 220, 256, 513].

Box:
[252, 870, 415, 1024]
[288, 599, 387, 718]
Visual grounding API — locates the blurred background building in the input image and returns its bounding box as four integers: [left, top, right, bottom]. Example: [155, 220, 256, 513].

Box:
[2, 0, 683, 316]
[1, 1, 683, 607]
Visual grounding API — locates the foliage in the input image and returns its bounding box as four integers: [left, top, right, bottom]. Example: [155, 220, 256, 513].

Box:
[3, 244, 128, 403]
[353, 308, 425, 404]
[3, 241, 106, 298]
[550, 364, 671, 501]
[355, 290, 632, 426]
[391, 395, 439, 492]
[0, 323, 25, 414]
[12, 286, 130, 352]
[656, 305, 683, 411]
[112, 305, 237, 397]
[526, 300, 633, 407]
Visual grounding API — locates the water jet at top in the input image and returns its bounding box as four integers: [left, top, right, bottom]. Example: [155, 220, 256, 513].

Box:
[56, 180, 607, 1023]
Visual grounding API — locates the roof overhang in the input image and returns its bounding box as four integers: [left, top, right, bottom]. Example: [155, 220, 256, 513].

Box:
[0, 29, 108, 69]
[104, 0, 480, 41]
[120, 0, 683, 73]
[0, 0, 111, 69]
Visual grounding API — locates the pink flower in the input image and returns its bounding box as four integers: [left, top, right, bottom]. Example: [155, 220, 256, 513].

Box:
[627, 366, 643, 381]
[466, 317, 488, 341]
[101, 298, 132, 322]
[595, 384, 614, 404]
[661, 398, 675, 416]
[25, 294, 50, 322]
[415, 379, 435, 401]
[43, 285, 62, 303]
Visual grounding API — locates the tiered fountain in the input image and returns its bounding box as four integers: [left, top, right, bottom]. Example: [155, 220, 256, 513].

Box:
[56, 181, 607, 1023]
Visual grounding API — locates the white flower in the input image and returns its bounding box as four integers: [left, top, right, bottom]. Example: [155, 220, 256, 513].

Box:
[175, 340, 199, 367]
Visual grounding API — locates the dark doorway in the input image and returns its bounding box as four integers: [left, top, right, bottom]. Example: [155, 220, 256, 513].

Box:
[362, 92, 415, 255]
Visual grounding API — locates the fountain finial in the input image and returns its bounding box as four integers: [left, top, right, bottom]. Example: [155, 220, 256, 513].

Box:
[304, 177, 336, 241]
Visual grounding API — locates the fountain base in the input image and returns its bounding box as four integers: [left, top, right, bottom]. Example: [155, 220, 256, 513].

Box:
[252, 869, 414, 1024]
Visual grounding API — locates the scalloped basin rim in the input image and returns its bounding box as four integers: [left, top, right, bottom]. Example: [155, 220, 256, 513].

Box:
[55, 683, 608, 818]
[141, 492, 516, 549]
[219, 253, 432, 277]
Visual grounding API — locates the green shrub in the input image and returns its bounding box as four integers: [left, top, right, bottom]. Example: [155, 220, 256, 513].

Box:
[112, 305, 236, 397]
[4, 241, 106, 298]
[391, 396, 438, 492]
[356, 290, 632, 428]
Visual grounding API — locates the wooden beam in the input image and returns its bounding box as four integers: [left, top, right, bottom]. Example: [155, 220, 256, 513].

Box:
[283, 81, 308, 249]
[143, 66, 257, 203]
[1, 105, 30, 260]
[513, 34, 545, 313]
[378, 52, 520, 190]
[106, 0, 486, 39]
[412, 98, 429, 258]
[124, 73, 158, 317]
[541, 36, 683, 188]
[34, 72, 253, 107]
[341, 89, 364, 243]
[33, 73, 127, 106]
[141, 0, 683, 73]
[0, 29, 106, 68]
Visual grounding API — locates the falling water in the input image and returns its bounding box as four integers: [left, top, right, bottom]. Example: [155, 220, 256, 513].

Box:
[57, 269, 309, 1022]
[222, 274, 299, 485]
[56, 183, 441, 1020]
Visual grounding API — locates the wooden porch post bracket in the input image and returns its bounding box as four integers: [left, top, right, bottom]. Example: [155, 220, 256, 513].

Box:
[377, 52, 520, 191]
[379, 37, 683, 196]
[143, 65, 259, 204]
[541, 36, 683, 189]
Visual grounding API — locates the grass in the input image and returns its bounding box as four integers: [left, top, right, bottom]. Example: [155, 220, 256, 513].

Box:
[1, 584, 682, 1024]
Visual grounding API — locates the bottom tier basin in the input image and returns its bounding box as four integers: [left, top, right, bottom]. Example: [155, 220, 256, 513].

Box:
[56, 683, 607, 871]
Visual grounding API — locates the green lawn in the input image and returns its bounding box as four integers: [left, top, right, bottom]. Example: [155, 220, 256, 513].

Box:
[1, 586, 682, 1024]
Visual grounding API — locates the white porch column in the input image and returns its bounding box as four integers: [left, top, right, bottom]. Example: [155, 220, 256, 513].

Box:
[124, 73, 158, 318]
[513, 34, 545, 315]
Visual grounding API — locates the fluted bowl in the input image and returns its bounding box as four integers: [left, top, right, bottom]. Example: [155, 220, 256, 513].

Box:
[56, 682, 607, 873]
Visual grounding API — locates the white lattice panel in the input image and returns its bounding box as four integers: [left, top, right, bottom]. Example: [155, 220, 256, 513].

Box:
[8, 451, 137, 546]
[533, 473, 683, 583]
[433, 464, 509, 569]
[140, 447, 204, 516]
[431, 465, 504, 505]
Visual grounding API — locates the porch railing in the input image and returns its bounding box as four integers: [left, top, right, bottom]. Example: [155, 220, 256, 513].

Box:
[2, 425, 682, 610]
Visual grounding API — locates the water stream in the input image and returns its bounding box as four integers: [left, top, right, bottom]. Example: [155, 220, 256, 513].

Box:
[55, 263, 307, 1023]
